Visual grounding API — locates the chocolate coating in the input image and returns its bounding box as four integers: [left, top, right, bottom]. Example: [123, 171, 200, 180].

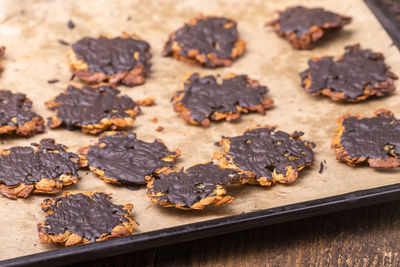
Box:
[47, 85, 139, 129]
[177, 73, 269, 123]
[224, 127, 314, 181]
[277, 6, 350, 37]
[150, 162, 238, 208]
[85, 132, 177, 184]
[40, 193, 129, 242]
[0, 139, 79, 187]
[300, 44, 396, 100]
[72, 36, 150, 76]
[163, 17, 240, 66]
[340, 113, 400, 159]
[0, 90, 43, 128]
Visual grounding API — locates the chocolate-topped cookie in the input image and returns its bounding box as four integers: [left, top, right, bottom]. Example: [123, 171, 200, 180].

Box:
[0, 139, 79, 199]
[162, 15, 246, 68]
[214, 127, 315, 186]
[69, 33, 151, 86]
[37, 192, 138, 247]
[267, 6, 351, 49]
[0, 90, 44, 137]
[46, 84, 140, 134]
[0, 46, 5, 73]
[78, 131, 180, 185]
[300, 44, 398, 102]
[332, 109, 400, 167]
[147, 162, 239, 210]
[172, 73, 273, 126]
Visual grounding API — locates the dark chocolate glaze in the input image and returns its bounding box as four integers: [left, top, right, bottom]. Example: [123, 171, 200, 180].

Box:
[85, 131, 177, 184]
[40, 193, 129, 242]
[177, 73, 268, 123]
[0, 139, 79, 187]
[300, 45, 396, 100]
[225, 127, 315, 181]
[150, 162, 238, 208]
[48, 85, 139, 129]
[340, 112, 400, 159]
[72, 36, 150, 76]
[0, 90, 43, 128]
[163, 17, 240, 67]
[276, 6, 350, 37]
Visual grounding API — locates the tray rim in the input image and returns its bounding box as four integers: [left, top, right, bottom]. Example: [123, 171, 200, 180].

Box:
[2, 1, 400, 266]
[2, 182, 400, 266]
[364, 0, 400, 49]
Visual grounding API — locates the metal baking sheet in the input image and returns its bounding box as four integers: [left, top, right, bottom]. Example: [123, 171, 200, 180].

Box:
[1, 0, 400, 265]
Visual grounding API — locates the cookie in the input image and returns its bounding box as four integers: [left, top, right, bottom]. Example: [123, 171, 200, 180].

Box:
[0, 90, 44, 136]
[267, 6, 351, 49]
[0, 139, 79, 199]
[332, 109, 400, 167]
[69, 33, 151, 86]
[214, 126, 315, 186]
[147, 162, 238, 210]
[37, 192, 137, 247]
[46, 84, 140, 134]
[300, 44, 398, 102]
[78, 131, 180, 185]
[162, 15, 246, 68]
[0, 46, 5, 73]
[172, 73, 273, 126]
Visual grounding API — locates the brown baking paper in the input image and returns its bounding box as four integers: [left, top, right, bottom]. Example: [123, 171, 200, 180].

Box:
[0, 0, 399, 261]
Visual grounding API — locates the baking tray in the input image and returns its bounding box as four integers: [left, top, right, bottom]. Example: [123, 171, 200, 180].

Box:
[3, 184, 400, 267]
[1, 0, 400, 266]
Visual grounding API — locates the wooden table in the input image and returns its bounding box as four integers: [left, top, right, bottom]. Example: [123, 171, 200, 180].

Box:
[71, 200, 400, 266]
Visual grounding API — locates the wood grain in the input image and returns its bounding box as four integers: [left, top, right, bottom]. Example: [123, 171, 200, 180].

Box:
[71, 200, 400, 266]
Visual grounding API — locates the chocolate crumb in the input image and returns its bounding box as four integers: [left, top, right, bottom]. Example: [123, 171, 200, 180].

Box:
[67, 20, 75, 29]
[318, 160, 327, 174]
[155, 126, 164, 132]
[319, 162, 324, 174]
[58, 40, 69, 46]
[47, 79, 60, 84]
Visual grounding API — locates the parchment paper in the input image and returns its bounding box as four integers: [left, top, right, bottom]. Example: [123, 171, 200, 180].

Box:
[0, 0, 399, 261]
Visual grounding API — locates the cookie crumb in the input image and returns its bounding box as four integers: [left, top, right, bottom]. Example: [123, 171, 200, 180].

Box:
[150, 117, 158, 123]
[155, 126, 164, 132]
[137, 96, 155, 106]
